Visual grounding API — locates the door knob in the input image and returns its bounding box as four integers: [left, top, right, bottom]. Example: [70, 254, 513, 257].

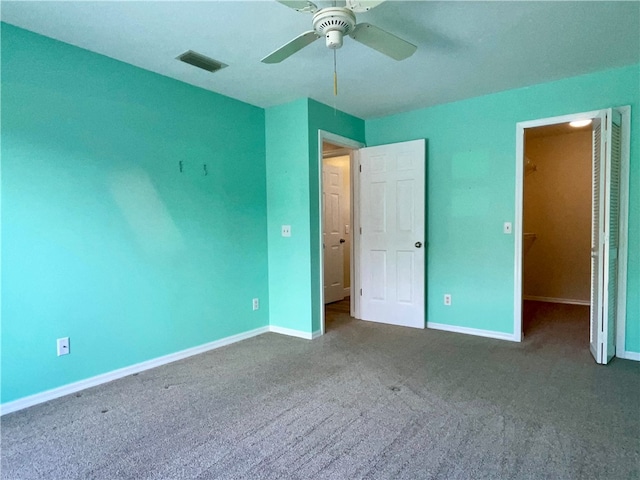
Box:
[415, 242, 422, 248]
[340, 238, 346, 244]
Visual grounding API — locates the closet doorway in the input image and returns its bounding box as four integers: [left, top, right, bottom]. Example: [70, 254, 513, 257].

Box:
[521, 122, 592, 352]
[514, 108, 630, 364]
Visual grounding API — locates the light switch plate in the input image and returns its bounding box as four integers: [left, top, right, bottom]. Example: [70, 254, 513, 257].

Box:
[503, 222, 512, 234]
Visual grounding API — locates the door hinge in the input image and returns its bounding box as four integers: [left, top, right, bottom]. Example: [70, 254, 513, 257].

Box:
[359, 227, 362, 234]
[359, 165, 362, 173]
[360, 288, 362, 296]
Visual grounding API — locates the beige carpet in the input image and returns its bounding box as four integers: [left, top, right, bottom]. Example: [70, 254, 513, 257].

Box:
[2, 301, 639, 479]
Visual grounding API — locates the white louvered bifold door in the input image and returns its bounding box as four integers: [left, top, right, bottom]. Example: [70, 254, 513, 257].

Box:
[589, 109, 621, 364]
[603, 111, 622, 362]
[589, 115, 604, 362]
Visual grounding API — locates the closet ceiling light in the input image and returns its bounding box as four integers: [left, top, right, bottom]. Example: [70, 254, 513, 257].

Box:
[569, 119, 592, 128]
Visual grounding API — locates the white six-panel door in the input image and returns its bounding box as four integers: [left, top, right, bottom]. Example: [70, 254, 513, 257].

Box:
[358, 139, 425, 328]
[323, 163, 346, 304]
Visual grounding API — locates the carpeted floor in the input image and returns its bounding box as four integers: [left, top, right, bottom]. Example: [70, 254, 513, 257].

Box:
[2, 301, 639, 479]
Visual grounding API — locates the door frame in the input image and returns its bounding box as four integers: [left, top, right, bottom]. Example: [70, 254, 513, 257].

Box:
[318, 130, 365, 335]
[513, 107, 631, 357]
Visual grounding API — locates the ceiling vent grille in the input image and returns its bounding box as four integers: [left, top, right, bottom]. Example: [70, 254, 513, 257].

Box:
[177, 50, 227, 73]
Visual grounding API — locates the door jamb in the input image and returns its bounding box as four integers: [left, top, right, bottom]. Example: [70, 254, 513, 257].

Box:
[318, 130, 365, 335]
[615, 106, 631, 358]
[514, 107, 630, 358]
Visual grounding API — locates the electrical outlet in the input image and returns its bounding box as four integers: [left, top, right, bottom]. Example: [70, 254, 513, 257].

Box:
[57, 337, 70, 356]
[281, 225, 291, 237]
[252, 298, 259, 311]
[444, 294, 452, 306]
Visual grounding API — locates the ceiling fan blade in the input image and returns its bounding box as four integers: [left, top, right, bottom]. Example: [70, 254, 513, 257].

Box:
[345, 0, 386, 13]
[261, 31, 320, 64]
[276, 0, 318, 13]
[350, 23, 417, 60]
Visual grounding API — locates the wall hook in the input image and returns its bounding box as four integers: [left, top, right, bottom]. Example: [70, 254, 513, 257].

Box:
[179, 160, 184, 173]
[203, 164, 208, 176]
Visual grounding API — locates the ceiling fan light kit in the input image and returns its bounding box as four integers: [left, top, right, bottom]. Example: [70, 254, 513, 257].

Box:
[261, 0, 416, 63]
[313, 8, 356, 49]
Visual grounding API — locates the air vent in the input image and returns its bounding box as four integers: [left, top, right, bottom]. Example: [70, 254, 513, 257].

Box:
[177, 50, 227, 73]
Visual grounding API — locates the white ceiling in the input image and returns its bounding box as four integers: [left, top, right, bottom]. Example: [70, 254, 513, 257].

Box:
[2, 1, 639, 119]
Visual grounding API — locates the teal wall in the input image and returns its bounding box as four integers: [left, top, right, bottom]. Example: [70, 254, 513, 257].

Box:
[265, 99, 312, 332]
[366, 64, 640, 352]
[1, 24, 270, 403]
[265, 99, 364, 334]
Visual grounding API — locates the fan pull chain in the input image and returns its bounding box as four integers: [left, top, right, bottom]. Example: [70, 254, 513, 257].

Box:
[333, 50, 338, 96]
[335, 48, 340, 97]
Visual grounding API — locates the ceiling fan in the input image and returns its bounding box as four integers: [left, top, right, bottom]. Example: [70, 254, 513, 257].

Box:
[261, 0, 417, 63]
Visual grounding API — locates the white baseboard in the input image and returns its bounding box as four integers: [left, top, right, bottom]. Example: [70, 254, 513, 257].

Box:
[427, 322, 519, 342]
[1, 323, 328, 416]
[0, 326, 270, 416]
[268, 325, 320, 340]
[617, 350, 640, 361]
[523, 295, 590, 306]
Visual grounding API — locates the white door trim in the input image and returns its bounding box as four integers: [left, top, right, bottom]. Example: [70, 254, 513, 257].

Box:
[615, 106, 631, 358]
[318, 130, 365, 335]
[514, 107, 630, 358]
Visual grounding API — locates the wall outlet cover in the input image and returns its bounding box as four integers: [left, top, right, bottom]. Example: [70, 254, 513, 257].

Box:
[57, 337, 70, 356]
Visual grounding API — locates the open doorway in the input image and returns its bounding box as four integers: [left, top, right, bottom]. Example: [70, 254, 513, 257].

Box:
[318, 134, 426, 335]
[514, 107, 630, 364]
[322, 140, 354, 332]
[521, 122, 592, 351]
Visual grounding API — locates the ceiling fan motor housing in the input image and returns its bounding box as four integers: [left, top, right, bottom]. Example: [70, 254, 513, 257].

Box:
[312, 7, 356, 49]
